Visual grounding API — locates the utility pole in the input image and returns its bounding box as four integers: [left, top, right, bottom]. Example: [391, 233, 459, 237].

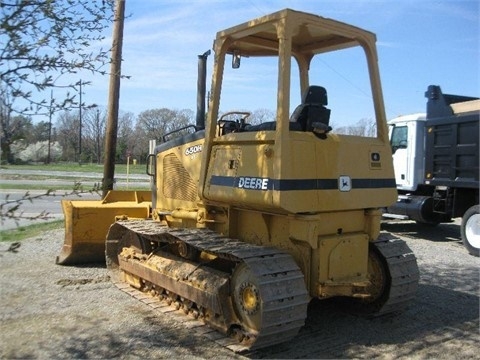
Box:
[102, 0, 126, 198]
[47, 90, 53, 164]
[78, 79, 83, 158]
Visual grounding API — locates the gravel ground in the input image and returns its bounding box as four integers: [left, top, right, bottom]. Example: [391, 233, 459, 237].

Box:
[0, 220, 479, 359]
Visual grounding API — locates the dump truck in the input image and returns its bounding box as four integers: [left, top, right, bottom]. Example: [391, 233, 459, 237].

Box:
[385, 85, 479, 257]
[57, 9, 419, 350]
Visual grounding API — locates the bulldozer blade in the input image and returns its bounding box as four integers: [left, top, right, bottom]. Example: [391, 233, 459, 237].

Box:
[56, 190, 151, 265]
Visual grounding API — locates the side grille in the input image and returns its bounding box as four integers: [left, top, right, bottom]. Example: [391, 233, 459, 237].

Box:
[162, 153, 198, 202]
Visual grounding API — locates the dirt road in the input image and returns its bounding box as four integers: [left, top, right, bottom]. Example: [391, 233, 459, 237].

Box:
[1, 220, 478, 359]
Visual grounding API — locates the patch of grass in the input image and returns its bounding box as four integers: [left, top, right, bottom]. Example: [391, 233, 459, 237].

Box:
[0, 183, 149, 191]
[2, 163, 147, 175]
[0, 220, 64, 242]
[1, 174, 102, 181]
[0, 183, 87, 191]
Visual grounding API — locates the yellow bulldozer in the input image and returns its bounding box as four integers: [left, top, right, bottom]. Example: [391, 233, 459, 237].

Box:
[57, 9, 419, 350]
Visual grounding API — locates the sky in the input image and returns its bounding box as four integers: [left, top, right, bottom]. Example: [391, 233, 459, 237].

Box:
[29, 0, 480, 125]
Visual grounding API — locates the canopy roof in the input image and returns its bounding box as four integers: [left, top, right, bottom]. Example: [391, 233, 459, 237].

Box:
[216, 8, 376, 58]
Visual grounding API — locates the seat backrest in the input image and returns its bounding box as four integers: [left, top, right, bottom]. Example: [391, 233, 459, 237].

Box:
[303, 85, 328, 105]
[290, 86, 330, 131]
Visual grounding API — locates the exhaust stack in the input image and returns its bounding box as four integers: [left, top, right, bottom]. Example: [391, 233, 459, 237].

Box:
[196, 50, 211, 130]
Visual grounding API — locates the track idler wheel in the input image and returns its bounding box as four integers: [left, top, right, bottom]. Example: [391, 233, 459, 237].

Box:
[360, 246, 390, 313]
[231, 262, 263, 335]
[337, 235, 419, 316]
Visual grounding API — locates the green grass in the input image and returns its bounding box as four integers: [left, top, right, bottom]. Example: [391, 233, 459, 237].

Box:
[0, 220, 64, 242]
[0, 183, 89, 191]
[1, 163, 150, 191]
[0, 183, 149, 191]
[2, 163, 147, 175]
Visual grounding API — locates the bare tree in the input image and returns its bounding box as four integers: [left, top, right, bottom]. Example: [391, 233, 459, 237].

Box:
[1, 91, 14, 163]
[82, 108, 106, 164]
[132, 108, 194, 163]
[0, 92, 34, 163]
[136, 108, 193, 141]
[56, 110, 80, 161]
[1, 184, 101, 230]
[334, 118, 376, 137]
[117, 111, 136, 163]
[250, 108, 275, 125]
[0, 0, 114, 116]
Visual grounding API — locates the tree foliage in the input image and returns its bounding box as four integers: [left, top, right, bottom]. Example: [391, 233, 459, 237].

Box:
[0, 0, 114, 115]
[0, 98, 33, 163]
[11, 140, 62, 162]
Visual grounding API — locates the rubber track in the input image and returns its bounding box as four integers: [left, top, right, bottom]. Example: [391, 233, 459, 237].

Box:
[112, 219, 309, 352]
[373, 232, 420, 315]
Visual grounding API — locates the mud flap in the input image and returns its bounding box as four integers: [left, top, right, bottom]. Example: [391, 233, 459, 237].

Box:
[56, 191, 151, 265]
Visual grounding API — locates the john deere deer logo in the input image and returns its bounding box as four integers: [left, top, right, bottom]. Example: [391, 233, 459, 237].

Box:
[339, 176, 351, 192]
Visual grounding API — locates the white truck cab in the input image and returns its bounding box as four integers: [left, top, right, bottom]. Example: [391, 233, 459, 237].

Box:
[388, 113, 426, 192]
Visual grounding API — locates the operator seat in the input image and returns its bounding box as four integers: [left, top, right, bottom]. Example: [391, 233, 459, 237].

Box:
[290, 85, 331, 132]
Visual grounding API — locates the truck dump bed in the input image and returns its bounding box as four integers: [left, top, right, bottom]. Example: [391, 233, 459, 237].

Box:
[424, 86, 479, 189]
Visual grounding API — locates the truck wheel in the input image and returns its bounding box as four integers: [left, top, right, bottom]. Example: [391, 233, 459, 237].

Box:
[461, 205, 480, 257]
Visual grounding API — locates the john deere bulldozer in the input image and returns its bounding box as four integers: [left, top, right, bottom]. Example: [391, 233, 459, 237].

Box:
[57, 9, 419, 350]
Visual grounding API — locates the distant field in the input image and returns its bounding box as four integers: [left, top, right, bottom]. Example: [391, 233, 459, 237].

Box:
[0, 183, 148, 191]
[1, 163, 147, 175]
[0, 163, 150, 191]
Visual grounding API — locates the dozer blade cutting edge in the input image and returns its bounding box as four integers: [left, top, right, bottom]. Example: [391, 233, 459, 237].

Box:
[56, 190, 151, 265]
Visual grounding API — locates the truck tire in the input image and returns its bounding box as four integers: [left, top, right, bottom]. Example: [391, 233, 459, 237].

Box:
[461, 205, 480, 257]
